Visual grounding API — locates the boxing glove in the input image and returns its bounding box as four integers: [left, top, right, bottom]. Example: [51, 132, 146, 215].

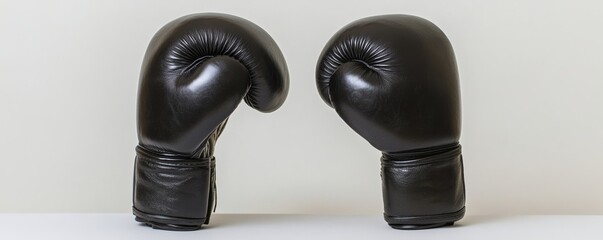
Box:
[316, 15, 465, 229]
[134, 13, 288, 231]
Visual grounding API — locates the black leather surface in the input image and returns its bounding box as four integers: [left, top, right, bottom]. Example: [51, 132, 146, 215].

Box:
[134, 13, 288, 230]
[316, 15, 465, 229]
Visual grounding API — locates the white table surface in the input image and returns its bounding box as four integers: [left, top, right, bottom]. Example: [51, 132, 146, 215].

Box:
[0, 214, 601, 239]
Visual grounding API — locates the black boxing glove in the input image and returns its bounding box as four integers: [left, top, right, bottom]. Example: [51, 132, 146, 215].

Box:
[316, 15, 465, 230]
[133, 13, 288, 231]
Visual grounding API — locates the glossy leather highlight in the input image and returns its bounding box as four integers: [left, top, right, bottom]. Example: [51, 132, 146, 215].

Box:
[134, 13, 288, 230]
[316, 15, 465, 229]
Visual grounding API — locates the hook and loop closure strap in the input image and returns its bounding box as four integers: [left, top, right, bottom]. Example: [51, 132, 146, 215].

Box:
[381, 144, 462, 167]
[135, 145, 215, 168]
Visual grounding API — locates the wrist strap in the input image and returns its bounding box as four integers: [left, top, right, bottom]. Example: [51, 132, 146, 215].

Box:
[135, 145, 215, 167]
[380, 144, 465, 226]
[133, 145, 216, 228]
[381, 144, 462, 167]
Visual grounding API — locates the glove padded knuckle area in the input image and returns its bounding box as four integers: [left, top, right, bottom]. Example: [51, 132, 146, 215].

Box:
[142, 13, 289, 112]
[316, 14, 451, 107]
[316, 33, 393, 107]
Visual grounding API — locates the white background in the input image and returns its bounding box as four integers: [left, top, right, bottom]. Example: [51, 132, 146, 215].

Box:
[1, 0, 602, 215]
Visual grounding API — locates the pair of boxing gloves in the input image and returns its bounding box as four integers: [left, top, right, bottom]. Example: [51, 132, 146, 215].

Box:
[133, 13, 465, 231]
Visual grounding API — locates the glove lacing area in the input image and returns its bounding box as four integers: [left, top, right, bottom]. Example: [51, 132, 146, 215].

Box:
[195, 119, 229, 215]
[380, 144, 466, 229]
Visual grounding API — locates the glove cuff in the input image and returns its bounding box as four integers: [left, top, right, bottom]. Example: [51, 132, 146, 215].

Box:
[381, 144, 465, 229]
[133, 146, 216, 231]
